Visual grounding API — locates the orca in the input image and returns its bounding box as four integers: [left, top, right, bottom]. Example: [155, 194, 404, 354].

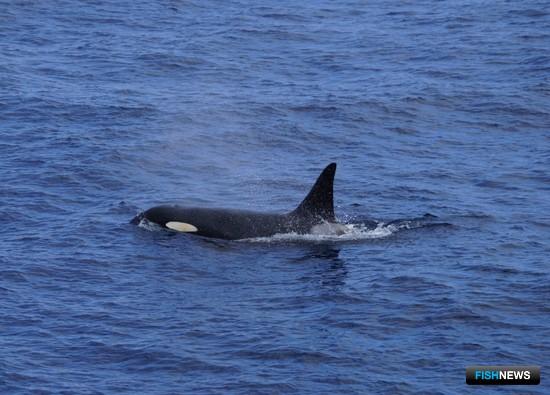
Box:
[131, 163, 338, 240]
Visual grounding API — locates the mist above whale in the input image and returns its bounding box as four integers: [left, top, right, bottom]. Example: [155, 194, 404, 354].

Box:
[132, 163, 338, 240]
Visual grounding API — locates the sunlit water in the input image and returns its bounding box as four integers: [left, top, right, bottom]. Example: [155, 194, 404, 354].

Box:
[1, 1, 549, 394]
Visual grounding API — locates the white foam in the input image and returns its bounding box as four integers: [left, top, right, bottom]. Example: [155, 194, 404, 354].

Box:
[136, 217, 164, 232]
[241, 222, 396, 243]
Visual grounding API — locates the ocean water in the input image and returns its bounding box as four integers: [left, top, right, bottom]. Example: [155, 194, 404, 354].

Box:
[1, 0, 549, 394]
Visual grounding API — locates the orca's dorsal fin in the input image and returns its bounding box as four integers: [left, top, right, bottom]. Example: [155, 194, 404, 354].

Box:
[291, 163, 336, 222]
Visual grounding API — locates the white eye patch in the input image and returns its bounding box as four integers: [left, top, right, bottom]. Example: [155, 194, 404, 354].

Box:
[166, 221, 198, 232]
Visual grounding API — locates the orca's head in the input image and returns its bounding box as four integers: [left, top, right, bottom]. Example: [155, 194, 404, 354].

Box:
[143, 205, 199, 233]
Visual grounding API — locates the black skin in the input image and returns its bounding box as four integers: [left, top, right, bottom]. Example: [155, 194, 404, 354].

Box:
[132, 163, 338, 240]
[133, 205, 322, 240]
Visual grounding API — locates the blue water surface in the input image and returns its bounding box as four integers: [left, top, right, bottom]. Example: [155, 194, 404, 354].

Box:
[1, 1, 549, 394]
